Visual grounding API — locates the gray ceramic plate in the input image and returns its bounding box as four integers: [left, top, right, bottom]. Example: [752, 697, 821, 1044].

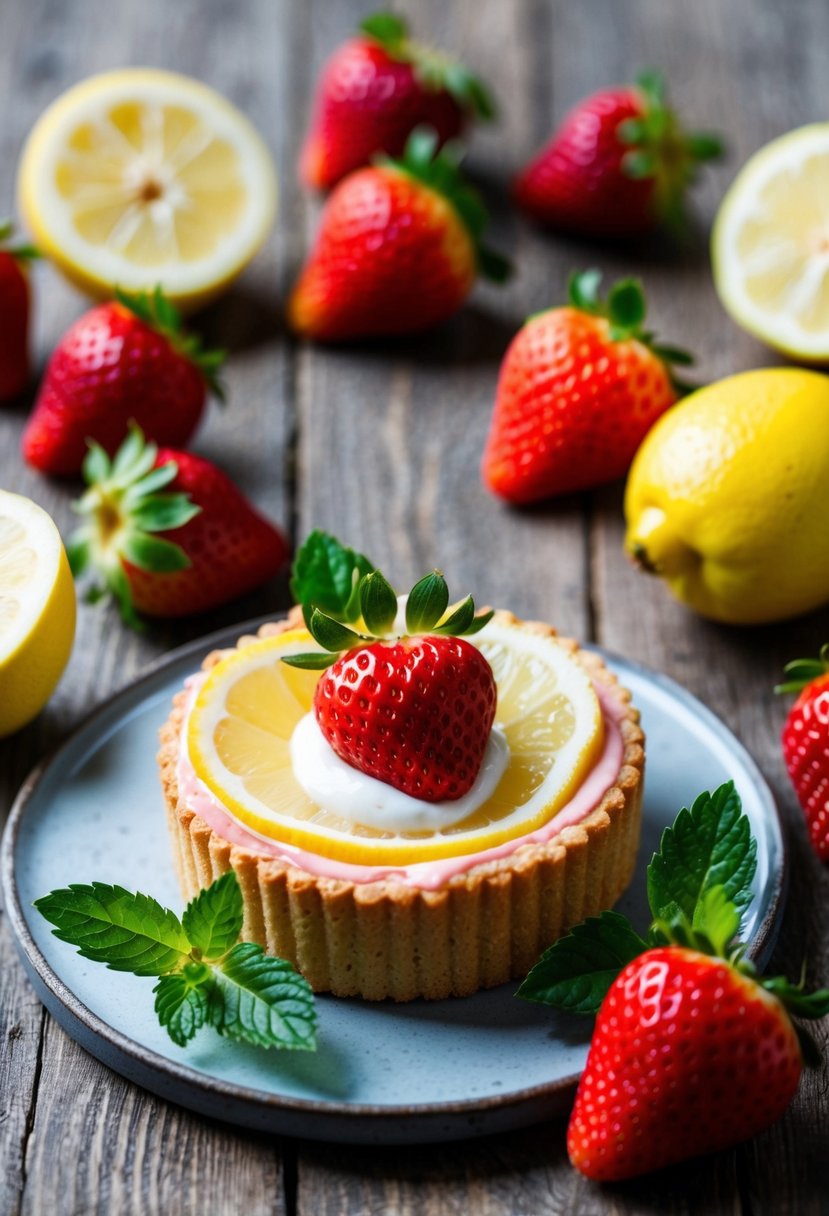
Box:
[1, 621, 787, 1145]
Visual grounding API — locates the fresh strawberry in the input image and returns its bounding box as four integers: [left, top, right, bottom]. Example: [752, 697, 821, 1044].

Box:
[514, 71, 723, 237]
[288, 128, 510, 342]
[778, 646, 829, 861]
[519, 781, 829, 1181]
[568, 947, 806, 1180]
[300, 12, 494, 191]
[285, 553, 495, 801]
[23, 287, 225, 477]
[67, 424, 288, 625]
[0, 221, 37, 403]
[482, 270, 692, 503]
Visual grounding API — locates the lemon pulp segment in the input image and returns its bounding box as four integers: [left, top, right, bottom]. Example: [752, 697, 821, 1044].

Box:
[713, 124, 829, 360]
[18, 69, 277, 311]
[187, 620, 605, 866]
[0, 491, 76, 736]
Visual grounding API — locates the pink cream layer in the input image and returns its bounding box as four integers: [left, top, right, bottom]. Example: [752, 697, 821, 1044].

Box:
[175, 675, 626, 891]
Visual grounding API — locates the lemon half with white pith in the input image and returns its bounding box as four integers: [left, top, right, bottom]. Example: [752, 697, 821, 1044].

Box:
[18, 68, 277, 312]
[713, 124, 829, 361]
[187, 615, 604, 867]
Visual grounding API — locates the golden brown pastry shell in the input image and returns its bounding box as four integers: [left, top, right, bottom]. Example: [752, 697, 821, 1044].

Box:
[158, 610, 644, 1002]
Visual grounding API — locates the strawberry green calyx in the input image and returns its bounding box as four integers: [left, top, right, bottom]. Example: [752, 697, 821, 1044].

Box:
[618, 70, 724, 230]
[114, 286, 226, 400]
[383, 128, 511, 283]
[565, 268, 695, 389]
[0, 218, 39, 261]
[776, 644, 829, 694]
[359, 12, 495, 120]
[519, 781, 829, 1040]
[67, 423, 200, 629]
[284, 531, 493, 671]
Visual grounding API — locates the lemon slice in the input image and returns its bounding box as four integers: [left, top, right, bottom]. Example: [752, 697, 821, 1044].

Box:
[712, 124, 829, 361]
[18, 68, 277, 312]
[0, 491, 76, 736]
[187, 617, 605, 866]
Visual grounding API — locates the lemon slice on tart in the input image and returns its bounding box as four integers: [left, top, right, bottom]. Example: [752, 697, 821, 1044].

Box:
[0, 491, 76, 736]
[712, 124, 829, 361]
[186, 616, 605, 867]
[18, 68, 277, 312]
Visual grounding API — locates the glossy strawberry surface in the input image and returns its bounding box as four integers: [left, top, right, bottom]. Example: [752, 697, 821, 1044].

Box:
[568, 947, 803, 1181]
[314, 635, 497, 801]
[288, 165, 477, 341]
[0, 251, 31, 403]
[122, 448, 289, 617]
[23, 302, 207, 476]
[782, 672, 829, 861]
[300, 36, 465, 191]
[514, 87, 655, 237]
[482, 306, 676, 502]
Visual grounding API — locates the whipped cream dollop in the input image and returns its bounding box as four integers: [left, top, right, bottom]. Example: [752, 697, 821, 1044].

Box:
[290, 712, 510, 830]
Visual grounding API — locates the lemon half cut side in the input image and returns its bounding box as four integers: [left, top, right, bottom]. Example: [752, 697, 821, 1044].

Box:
[713, 124, 829, 362]
[18, 68, 277, 312]
[187, 617, 606, 867]
[0, 491, 76, 736]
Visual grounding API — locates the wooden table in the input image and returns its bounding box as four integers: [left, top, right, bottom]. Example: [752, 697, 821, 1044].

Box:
[2, 0, 828, 1211]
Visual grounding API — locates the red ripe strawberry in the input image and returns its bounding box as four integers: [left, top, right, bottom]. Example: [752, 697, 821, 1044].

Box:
[514, 71, 723, 237]
[482, 270, 692, 503]
[23, 287, 225, 477]
[567, 947, 805, 1181]
[285, 563, 496, 801]
[0, 221, 37, 403]
[778, 646, 829, 861]
[288, 129, 510, 342]
[300, 12, 494, 191]
[68, 424, 288, 625]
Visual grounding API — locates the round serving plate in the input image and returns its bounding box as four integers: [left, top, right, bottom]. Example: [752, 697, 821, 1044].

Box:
[1, 619, 787, 1145]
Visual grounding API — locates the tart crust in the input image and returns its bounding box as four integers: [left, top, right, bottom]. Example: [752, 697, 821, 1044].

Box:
[158, 610, 644, 1002]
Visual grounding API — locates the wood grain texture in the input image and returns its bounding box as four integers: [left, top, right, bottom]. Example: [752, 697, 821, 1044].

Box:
[1, 0, 828, 1213]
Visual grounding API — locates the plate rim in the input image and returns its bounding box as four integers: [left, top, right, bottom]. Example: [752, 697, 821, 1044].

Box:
[0, 615, 789, 1139]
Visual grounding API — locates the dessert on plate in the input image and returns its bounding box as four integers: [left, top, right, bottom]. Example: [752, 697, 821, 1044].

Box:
[158, 533, 644, 1001]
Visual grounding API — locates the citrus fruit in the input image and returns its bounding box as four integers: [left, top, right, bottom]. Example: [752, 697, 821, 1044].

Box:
[0, 491, 76, 735]
[624, 368, 829, 624]
[712, 124, 829, 361]
[187, 616, 604, 866]
[18, 68, 277, 313]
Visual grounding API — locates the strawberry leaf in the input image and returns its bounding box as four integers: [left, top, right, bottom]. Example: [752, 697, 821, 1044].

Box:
[775, 645, 829, 694]
[281, 651, 336, 671]
[406, 570, 449, 633]
[568, 268, 603, 313]
[359, 11, 408, 47]
[647, 781, 757, 930]
[360, 570, 398, 635]
[761, 976, 829, 1020]
[181, 872, 243, 960]
[308, 607, 367, 652]
[115, 285, 226, 399]
[122, 532, 191, 573]
[517, 912, 649, 1014]
[291, 530, 375, 621]
[131, 493, 200, 533]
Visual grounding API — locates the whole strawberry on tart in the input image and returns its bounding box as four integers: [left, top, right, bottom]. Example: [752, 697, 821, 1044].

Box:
[300, 11, 494, 190]
[159, 532, 644, 1001]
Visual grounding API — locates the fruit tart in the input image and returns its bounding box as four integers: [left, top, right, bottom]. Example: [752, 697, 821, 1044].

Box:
[158, 533, 644, 1001]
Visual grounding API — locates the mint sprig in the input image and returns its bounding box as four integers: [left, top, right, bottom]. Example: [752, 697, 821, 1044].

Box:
[518, 782, 829, 1027]
[290, 530, 375, 623]
[35, 873, 317, 1053]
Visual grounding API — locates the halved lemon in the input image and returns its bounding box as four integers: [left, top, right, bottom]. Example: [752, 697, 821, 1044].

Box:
[18, 68, 277, 312]
[712, 124, 829, 361]
[187, 617, 605, 866]
[0, 491, 76, 736]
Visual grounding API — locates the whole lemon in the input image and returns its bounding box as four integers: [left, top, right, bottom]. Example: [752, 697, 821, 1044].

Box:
[624, 368, 829, 624]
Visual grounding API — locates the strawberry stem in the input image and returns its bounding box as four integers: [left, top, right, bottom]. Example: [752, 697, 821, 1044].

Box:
[775, 644, 829, 694]
[114, 286, 226, 400]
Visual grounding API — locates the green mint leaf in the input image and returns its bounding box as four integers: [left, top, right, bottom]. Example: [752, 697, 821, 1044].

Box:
[121, 531, 191, 573]
[281, 652, 335, 671]
[291, 531, 375, 621]
[154, 966, 215, 1047]
[359, 570, 398, 635]
[34, 883, 190, 976]
[517, 911, 648, 1014]
[691, 884, 740, 957]
[308, 607, 367, 653]
[182, 872, 243, 959]
[130, 493, 201, 533]
[211, 942, 317, 1051]
[406, 570, 449, 633]
[647, 782, 757, 931]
